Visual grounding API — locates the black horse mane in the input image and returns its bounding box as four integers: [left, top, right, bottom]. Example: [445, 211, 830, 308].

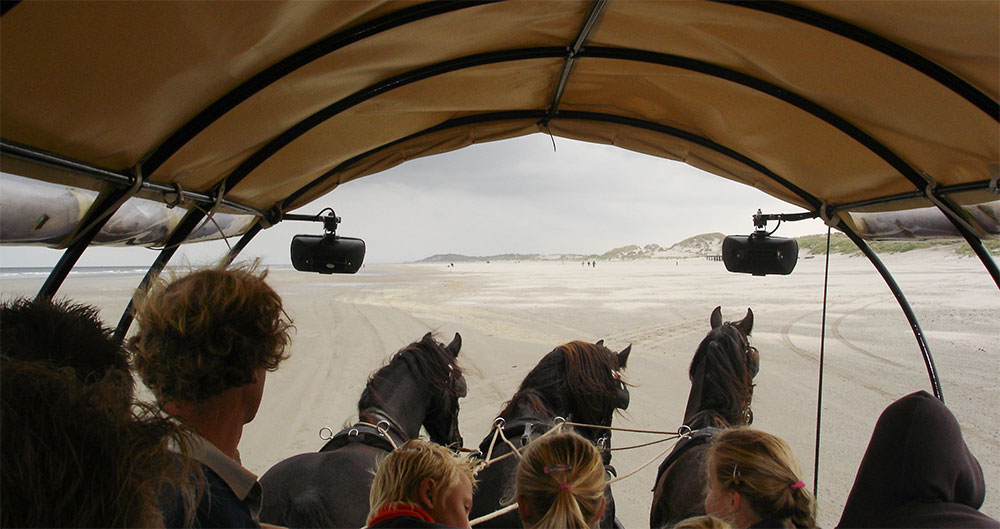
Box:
[359, 333, 462, 411]
[685, 323, 755, 429]
[497, 341, 624, 429]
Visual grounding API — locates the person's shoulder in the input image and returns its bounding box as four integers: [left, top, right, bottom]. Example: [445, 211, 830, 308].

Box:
[163, 465, 260, 528]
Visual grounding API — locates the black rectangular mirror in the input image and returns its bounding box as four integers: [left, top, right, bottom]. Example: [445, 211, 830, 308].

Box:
[290, 234, 365, 274]
[722, 234, 798, 276]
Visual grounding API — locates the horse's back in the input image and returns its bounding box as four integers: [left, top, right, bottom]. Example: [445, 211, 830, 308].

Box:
[260, 446, 382, 528]
[470, 453, 522, 528]
[650, 444, 711, 529]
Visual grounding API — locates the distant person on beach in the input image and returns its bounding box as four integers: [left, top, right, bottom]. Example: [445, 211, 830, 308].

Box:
[0, 357, 195, 527]
[367, 439, 477, 529]
[516, 431, 607, 529]
[130, 262, 294, 528]
[0, 296, 134, 401]
[703, 427, 816, 529]
[837, 391, 998, 529]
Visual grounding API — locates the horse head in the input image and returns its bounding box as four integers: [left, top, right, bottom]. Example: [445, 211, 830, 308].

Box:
[422, 332, 467, 448]
[684, 306, 759, 428]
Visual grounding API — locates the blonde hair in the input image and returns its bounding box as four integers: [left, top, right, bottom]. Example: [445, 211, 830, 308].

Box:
[368, 439, 477, 519]
[516, 431, 606, 529]
[674, 515, 733, 529]
[706, 428, 816, 528]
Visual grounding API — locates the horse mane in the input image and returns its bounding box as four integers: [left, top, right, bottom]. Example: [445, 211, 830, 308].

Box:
[685, 324, 755, 429]
[358, 334, 462, 411]
[497, 341, 623, 427]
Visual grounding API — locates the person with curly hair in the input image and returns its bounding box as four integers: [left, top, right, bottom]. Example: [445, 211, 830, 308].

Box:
[130, 262, 293, 528]
[367, 439, 478, 528]
[515, 431, 608, 529]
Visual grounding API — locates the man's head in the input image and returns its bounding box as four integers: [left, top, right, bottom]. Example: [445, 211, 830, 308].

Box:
[369, 439, 477, 529]
[129, 263, 293, 408]
[0, 297, 133, 400]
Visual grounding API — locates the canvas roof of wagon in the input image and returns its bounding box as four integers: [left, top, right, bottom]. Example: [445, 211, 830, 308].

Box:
[1, 1, 998, 253]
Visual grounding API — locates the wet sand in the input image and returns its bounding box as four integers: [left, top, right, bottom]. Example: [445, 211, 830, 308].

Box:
[3, 250, 998, 527]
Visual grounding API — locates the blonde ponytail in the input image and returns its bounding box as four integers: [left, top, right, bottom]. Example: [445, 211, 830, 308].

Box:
[706, 428, 816, 528]
[516, 431, 606, 529]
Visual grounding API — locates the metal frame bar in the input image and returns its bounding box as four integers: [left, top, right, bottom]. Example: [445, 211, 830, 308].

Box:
[840, 224, 944, 401]
[546, 0, 609, 120]
[113, 209, 206, 340]
[36, 186, 133, 299]
[139, 1, 495, 176]
[715, 0, 999, 120]
[221, 220, 263, 267]
[213, 47, 565, 194]
[281, 110, 821, 212]
[1, 139, 266, 217]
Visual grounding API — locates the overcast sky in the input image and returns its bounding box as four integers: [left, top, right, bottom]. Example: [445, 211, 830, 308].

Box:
[1, 134, 828, 268]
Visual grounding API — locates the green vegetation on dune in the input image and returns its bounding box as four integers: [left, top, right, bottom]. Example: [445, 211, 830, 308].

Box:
[419, 233, 998, 262]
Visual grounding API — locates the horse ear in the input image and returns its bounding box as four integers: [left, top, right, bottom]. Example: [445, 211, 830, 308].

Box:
[617, 344, 631, 368]
[447, 332, 462, 357]
[710, 306, 723, 329]
[422, 331, 433, 342]
[596, 339, 604, 347]
[735, 308, 754, 336]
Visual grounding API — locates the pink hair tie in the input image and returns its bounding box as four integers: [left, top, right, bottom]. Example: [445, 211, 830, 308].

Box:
[790, 481, 806, 490]
[558, 483, 573, 493]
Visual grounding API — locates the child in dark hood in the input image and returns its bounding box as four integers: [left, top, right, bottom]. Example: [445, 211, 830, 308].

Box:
[837, 391, 998, 528]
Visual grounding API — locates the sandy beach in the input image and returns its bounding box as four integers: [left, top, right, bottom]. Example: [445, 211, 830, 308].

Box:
[3, 251, 998, 527]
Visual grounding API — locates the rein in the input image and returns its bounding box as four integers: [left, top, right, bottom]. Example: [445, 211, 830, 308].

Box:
[468, 417, 698, 526]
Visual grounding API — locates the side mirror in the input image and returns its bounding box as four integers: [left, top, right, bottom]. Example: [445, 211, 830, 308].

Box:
[290, 234, 365, 274]
[722, 234, 798, 276]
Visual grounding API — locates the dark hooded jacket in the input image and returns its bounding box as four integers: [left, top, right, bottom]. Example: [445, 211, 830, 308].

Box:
[837, 391, 998, 528]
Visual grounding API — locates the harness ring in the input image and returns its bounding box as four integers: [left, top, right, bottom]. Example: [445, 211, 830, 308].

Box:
[319, 426, 335, 440]
[677, 424, 693, 439]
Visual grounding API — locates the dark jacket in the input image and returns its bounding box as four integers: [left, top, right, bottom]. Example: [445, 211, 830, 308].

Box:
[163, 464, 261, 528]
[837, 391, 998, 529]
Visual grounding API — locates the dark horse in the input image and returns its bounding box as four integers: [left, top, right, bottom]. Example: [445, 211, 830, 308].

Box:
[258, 332, 466, 528]
[649, 307, 759, 528]
[470, 340, 631, 528]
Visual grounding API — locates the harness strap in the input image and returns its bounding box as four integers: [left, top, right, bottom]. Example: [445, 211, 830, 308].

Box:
[319, 423, 396, 453]
[650, 427, 720, 491]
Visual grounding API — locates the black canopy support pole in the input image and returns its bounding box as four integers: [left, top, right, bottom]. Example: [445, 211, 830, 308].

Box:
[113, 209, 206, 341]
[841, 224, 944, 402]
[546, 0, 609, 119]
[282, 110, 822, 212]
[221, 220, 264, 267]
[714, 0, 999, 120]
[579, 46, 989, 257]
[214, 48, 565, 195]
[139, 1, 495, 176]
[921, 181, 1000, 289]
[36, 187, 134, 300]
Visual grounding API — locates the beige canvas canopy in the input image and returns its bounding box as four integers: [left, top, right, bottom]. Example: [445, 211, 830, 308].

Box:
[2, 1, 998, 252]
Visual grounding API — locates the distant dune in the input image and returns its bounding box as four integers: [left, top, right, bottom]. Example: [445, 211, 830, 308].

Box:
[417, 232, 998, 263]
